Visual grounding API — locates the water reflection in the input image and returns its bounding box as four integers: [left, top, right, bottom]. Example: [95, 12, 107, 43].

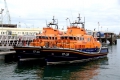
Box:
[108, 45, 117, 53]
[15, 57, 108, 80]
[1, 40, 120, 80]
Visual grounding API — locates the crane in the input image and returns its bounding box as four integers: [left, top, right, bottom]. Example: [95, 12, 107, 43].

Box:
[4, 0, 11, 24]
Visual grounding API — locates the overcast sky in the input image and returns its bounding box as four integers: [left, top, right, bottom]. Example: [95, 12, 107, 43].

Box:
[0, 0, 120, 34]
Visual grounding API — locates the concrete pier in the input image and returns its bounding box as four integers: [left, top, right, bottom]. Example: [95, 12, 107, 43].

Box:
[0, 51, 18, 62]
[96, 32, 117, 45]
[88, 30, 118, 45]
[0, 51, 15, 55]
[102, 32, 117, 45]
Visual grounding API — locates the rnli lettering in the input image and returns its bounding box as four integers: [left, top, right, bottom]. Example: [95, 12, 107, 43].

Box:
[33, 50, 40, 53]
[62, 53, 69, 56]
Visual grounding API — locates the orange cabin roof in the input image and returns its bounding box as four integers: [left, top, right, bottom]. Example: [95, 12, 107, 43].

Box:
[62, 26, 87, 36]
[37, 27, 62, 36]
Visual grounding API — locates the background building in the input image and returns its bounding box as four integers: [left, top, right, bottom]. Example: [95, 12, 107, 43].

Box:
[0, 24, 42, 36]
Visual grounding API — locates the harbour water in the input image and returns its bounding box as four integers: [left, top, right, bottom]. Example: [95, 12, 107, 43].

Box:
[0, 39, 120, 80]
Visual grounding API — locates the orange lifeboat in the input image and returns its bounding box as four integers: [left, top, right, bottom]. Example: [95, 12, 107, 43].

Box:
[55, 14, 101, 50]
[29, 16, 63, 47]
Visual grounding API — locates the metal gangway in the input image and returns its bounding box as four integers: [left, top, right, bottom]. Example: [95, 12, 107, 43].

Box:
[0, 35, 36, 50]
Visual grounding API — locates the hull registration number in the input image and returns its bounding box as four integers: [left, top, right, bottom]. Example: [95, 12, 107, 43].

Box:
[33, 50, 40, 53]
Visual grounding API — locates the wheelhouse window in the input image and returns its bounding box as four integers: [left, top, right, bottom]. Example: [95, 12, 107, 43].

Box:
[39, 36, 41, 39]
[60, 36, 81, 40]
[48, 37, 57, 40]
[55, 37, 57, 40]
[46, 36, 48, 39]
[74, 37, 76, 40]
[79, 37, 82, 40]
[69, 36, 73, 40]
[77, 37, 79, 40]
[83, 37, 84, 40]
[49, 37, 51, 39]
[36, 36, 39, 39]
[60, 36, 68, 39]
[41, 36, 44, 39]
[61, 36, 64, 39]
[65, 36, 67, 39]
[38, 36, 48, 39]
[80, 37, 84, 40]
[52, 37, 54, 40]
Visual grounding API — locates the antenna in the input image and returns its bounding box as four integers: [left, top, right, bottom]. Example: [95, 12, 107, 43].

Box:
[18, 22, 21, 28]
[98, 22, 100, 31]
[52, 16, 54, 23]
[18, 16, 21, 28]
[84, 17, 85, 29]
[46, 20, 47, 27]
[77, 13, 81, 23]
[66, 18, 71, 26]
[47, 16, 58, 29]
[62, 26, 64, 30]
[70, 13, 85, 29]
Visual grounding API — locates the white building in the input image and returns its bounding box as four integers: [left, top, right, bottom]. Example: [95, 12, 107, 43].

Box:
[0, 27, 42, 36]
[0, 24, 42, 36]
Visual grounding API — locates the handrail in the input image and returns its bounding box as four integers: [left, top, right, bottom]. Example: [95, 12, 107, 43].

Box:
[97, 46, 102, 53]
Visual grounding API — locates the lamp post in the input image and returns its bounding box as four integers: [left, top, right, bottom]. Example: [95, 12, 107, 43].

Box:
[0, 8, 4, 35]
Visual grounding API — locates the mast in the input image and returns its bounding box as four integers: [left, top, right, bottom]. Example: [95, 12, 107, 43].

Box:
[47, 16, 58, 29]
[77, 13, 81, 23]
[84, 17, 85, 29]
[71, 13, 85, 29]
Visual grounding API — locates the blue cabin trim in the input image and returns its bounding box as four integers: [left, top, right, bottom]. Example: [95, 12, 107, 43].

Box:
[97, 31, 104, 37]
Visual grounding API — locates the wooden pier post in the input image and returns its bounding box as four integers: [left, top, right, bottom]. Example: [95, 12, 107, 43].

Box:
[105, 33, 107, 44]
[109, 33, 112, 45]
[115, 39, 117, 45]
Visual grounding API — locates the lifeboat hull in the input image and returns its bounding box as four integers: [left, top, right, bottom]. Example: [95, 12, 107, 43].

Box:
[14, 46, 108, 65]
[41, 47, 108, 65]
[13, 46, 45, 61]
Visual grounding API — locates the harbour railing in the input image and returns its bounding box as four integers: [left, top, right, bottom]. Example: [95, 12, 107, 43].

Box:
[0, 35, 36, 49]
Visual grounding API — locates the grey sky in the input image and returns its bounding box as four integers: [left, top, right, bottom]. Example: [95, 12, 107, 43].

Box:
[0, 0, 120, 34]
